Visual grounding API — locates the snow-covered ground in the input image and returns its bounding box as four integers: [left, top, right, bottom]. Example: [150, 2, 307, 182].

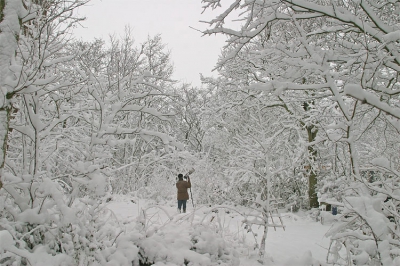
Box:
[106, 196, 332, 266]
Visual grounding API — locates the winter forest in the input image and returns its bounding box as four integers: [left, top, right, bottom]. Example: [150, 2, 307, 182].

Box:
[0, 0, 399, 265]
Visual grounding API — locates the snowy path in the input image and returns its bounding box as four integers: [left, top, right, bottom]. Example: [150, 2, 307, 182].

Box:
[263, 214, 331, 265]
[106, 199, 332, 266]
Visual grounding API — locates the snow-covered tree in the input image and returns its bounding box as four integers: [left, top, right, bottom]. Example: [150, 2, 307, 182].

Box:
[0, 2, 189, 264]
[0, 0, 88, 188]
[201, 0, 400, 263]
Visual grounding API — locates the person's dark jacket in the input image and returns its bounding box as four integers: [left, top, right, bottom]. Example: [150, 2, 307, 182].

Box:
[176, 177, 191, 200]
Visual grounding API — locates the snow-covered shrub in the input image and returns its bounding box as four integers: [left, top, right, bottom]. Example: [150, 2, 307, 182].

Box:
[136, 223, 240, 266]
[278, 172, 309, 212]
[134, 206, 240, 266]
[318, 174, 348, 205]
[189, 225, 240, 265]
[326, 176, 400, 265]
[0, 184, 142, 266]
[194, 172, 230, 206]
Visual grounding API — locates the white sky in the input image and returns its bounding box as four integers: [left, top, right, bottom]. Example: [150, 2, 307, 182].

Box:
[73, 0, 228, 86]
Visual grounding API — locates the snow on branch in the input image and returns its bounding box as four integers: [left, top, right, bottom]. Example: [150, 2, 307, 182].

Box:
[139, 129, 184, 150]
[248, 81, 329, 94]
[383, 30, 400, 43]
[201, 0, 241, 26]
[120, 105, 174, 121]
[344, 84, 400, 119]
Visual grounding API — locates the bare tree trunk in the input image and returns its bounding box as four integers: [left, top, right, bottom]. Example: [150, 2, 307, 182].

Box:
[308, 167, 318, 208]
[259, 165, 271, 263]
[258, 211, 269, 263]
[303, 100, 319, 209]
[307, 132, 319, 208]
[307, 126, 319, 209]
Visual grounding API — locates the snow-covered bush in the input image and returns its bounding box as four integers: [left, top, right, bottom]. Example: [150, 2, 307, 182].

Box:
[0, 189, 141, 265]
[136, 223, 239, 266]
[326, 166, 400, 265]
[134, 206, 241, 266]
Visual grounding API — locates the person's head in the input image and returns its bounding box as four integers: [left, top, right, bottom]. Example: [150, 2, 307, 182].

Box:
[178, 174, 183, 181]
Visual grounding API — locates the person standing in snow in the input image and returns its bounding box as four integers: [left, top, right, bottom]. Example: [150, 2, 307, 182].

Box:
[176, 173, 191, 213]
